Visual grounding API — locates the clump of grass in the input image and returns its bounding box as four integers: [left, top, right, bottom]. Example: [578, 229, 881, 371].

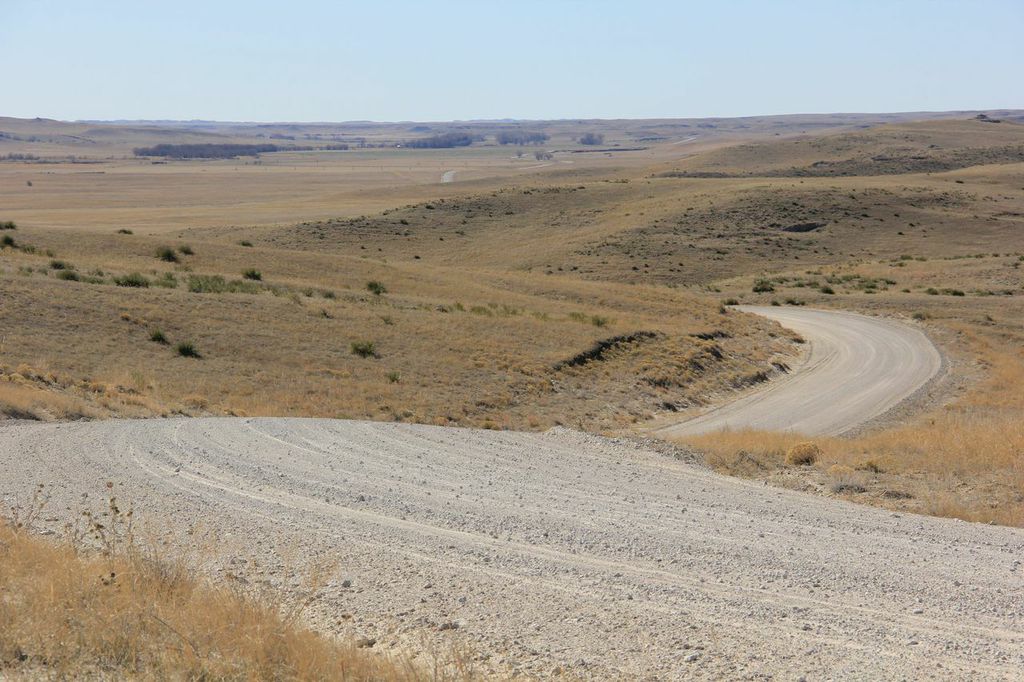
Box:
[155, 246, 179, 263]
[150, 329, 169, 345]
[366, 280, 387, 296]
[819, 285, 835, 295]
[187, 275, 261, 295]
[722, 297, 740, 306]
[116, 228, 133, 235]
[828, 464, 867, 494]
[752, 279, 775, 293]
[350, 341, 377, 358]
[238, 240, 253, 247]
[242, 268, 262, 281]
[1, 234, 16, 248]
[114, 272, 150, 288]
[176, 342, 201, 358]
[387, 371, 401, 383]
[785, 442, 820, 466]
[49, 260, 70, 270]
[178, 244, 194, 255]
[55, 270, 80, 282]
[0, 220, 16, 230]
[590, 315, 610, 327]
[153, 272, 178, 289]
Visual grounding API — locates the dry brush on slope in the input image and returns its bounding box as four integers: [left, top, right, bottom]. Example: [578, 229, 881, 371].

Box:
[0, 227, 794, 431]
[0, 503, 477, 681]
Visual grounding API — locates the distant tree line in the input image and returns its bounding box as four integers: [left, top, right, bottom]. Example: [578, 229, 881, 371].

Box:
[404, 133, 474, 149]
[578, 132, 604, 145]
[495, 131, 549, 145]
[133, 143, 348, 159]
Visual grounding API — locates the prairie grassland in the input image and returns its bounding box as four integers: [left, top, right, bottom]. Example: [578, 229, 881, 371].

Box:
[0, 226, 791, 430]
[251, 128, 1024, 288]
[0, 515, 476, 680]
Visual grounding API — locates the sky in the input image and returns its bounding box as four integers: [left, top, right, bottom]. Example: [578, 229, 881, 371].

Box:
[3, 0, 1023, 122]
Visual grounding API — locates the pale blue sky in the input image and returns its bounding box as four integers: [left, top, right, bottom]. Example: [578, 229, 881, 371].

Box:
[4, 0, 1022, 122]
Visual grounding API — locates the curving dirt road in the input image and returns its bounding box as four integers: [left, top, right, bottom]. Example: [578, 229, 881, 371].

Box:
[3, 414, 1023, 680]
[658, 306, 943, 438]
[2, 308, 1018, 679]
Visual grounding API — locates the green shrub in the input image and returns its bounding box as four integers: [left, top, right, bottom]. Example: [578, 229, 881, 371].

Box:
[116, 228, 133, 234]
[0, 221, 16, 230]
[366, 280, 387, 296]
[49, 259, 70, 270]
[187, 274, 261, 294]
[752, 279, 775, 293]
[1, 235, 15, 248]
[56, 270, 80, 281]
[351, 341, 377, 358]
[820, 285, 835, 295]
[153, 272, 178, 288]
[150, 329, 169, 345]
[238, 240, 253, 247]
[176, 342, 200, 358]
[156, 246, 179, 263]
[242, 268, 262, 281]
[114, 272, 150, 288]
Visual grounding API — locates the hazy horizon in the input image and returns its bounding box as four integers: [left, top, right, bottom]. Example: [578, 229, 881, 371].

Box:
[5, 0, 1023, 122]
[17, 107, 1021, 126]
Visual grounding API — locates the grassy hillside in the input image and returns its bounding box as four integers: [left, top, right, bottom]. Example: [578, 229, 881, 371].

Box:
[0, 226, 792, 430]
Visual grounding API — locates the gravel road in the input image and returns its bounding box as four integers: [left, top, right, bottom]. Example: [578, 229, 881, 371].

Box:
[2, 417, 1022, 680]
[658, 306, 943, 438]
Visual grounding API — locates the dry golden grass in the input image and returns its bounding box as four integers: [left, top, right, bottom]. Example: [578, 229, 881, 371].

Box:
[682, 409, 1024, 526]
[0, 227, 791, 430]
[0, 516, 477, 681]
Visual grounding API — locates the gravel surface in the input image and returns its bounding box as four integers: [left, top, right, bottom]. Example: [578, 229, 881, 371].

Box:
[658, 306, 943, 438]
[2, 417, 1023, 680]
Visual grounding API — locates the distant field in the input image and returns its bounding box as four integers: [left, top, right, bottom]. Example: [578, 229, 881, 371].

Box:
[0, 111, 1002, 232]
